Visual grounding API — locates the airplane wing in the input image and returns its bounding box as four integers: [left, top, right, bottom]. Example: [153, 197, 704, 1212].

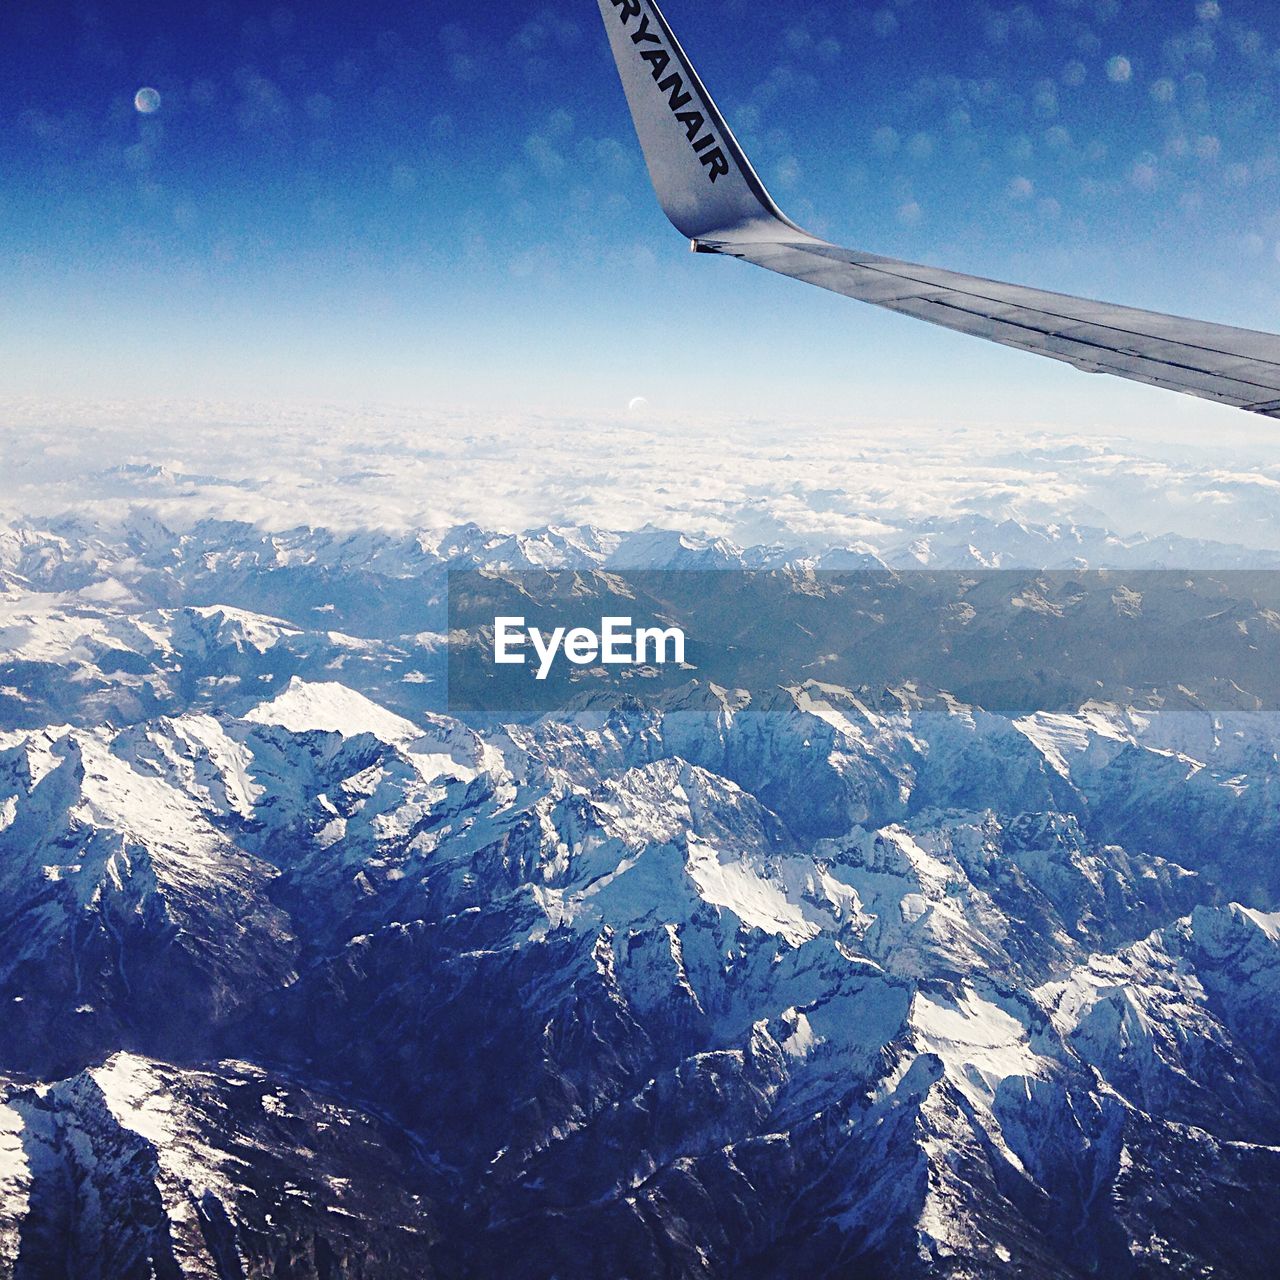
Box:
[595, 0, 1280, 418]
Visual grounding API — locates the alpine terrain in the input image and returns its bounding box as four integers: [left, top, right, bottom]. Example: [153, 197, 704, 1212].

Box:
[0, 512, 1278, 1278]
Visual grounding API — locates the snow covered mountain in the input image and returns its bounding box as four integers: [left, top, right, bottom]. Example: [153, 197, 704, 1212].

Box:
[2, 512, 1280, 1278]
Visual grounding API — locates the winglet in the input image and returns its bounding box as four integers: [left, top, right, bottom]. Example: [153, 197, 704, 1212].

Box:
[595, 0, 807, 243]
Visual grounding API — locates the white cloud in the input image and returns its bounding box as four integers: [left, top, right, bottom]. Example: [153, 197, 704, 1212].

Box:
[2, 403, 1279, 553]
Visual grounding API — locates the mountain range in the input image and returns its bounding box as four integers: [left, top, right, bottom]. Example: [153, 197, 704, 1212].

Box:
[1, 511, 1279, 1278]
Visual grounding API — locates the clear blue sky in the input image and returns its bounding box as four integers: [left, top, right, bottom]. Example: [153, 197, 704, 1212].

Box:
[3, 0, 1280, 428]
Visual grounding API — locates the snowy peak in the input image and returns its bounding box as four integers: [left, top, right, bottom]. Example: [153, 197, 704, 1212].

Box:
[243, 677, 423, 744]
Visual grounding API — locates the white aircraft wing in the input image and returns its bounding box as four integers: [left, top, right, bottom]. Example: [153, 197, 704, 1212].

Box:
[595, 0, 1280, 418]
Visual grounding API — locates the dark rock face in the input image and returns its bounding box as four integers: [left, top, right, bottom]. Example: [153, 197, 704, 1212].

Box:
[2, 1059, 440, 1280]
[2, 516, 1280, 1278]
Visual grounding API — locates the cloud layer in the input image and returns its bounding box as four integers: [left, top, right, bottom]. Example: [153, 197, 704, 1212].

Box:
[2, 400, 1279, 553]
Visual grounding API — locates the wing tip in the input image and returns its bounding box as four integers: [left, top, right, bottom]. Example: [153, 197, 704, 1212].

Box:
[597, 0, 799, 241]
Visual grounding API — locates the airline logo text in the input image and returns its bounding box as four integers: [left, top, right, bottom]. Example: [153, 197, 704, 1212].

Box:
[609, 0, 731, 183]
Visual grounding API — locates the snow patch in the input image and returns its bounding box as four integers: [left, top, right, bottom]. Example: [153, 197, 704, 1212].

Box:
[0, 1098, 30, 1260]
[792, 683, 884, 748]
[780, 1009, 820, 1058]
[1237, 906, 1280, 942]
[91, 1053, 178, 1148]
[912, 987, 1048, 1107]
[187, 604, 297, 652]
[244, 677, 421, 744]
[685, 841, 821, 947]
[1014, 707, 1131, 777]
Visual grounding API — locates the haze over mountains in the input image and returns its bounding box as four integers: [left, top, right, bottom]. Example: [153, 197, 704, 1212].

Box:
[1, 411, 1279, 1277]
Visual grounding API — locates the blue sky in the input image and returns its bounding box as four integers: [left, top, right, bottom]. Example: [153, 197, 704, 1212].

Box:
[4, 0, 1280, 428]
